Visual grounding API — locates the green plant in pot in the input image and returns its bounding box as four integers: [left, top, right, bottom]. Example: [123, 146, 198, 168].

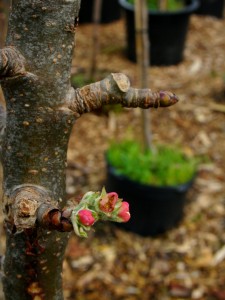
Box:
[105, 139, 199, 236]
[119, 0, 199, 65]
[128, 0, 186, 11]
[104, 0, 200, 237]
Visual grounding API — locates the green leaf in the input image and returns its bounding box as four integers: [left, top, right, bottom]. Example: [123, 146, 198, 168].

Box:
[107, 140, 200, 186]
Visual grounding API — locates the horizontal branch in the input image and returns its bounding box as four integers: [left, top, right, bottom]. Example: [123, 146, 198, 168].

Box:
[7, 184, 74, 232]
[0, 47, 26, 79]
[37, 188, 130, 238]
[10, 186, 129, 238]
[67, 73, 179, 116]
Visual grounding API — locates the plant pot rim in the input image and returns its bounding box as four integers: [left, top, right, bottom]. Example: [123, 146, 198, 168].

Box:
[118, 0, 200, 15]
[106, 160, 196, 193]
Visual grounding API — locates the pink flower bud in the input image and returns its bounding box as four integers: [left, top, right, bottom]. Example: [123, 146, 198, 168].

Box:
[78, 209, 95, 226]
[99, 192, 118, 213]
[118, 202, 130, 222]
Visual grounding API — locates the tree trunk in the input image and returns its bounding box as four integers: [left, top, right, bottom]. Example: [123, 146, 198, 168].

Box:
[0, 1, 178, 299]
[0, 0, 9, 48]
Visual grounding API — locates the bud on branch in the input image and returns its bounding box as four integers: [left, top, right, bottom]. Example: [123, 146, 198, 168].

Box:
[70, 188, 130, 237]
[37, 187, 130, 238]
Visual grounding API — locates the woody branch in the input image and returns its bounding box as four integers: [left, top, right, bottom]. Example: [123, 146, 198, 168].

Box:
[11, 185, 130, 238]
[0, 49, 178, 120]
[67, 73, 179, 117]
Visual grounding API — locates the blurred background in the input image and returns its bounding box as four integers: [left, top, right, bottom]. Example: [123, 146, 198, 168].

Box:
[1, 0, 225, 299]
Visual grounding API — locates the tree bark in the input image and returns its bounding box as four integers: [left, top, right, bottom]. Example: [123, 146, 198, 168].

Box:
[0, 1, 178, 299]
[0, 0, 9, 48]
[1, 1, 80, 299]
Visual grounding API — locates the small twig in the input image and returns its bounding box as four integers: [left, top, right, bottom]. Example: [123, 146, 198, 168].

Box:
[68, 73, 179, 116]
[135, 0, 152, 150]
[37, 188, 131, 238]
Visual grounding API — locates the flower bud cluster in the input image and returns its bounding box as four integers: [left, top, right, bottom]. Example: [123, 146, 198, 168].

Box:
[71, 188, 130, 237]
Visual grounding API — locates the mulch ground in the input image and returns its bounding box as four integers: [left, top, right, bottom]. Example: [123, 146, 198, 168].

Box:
[64, 13, 225, 300]
[0, 12, 225, 300]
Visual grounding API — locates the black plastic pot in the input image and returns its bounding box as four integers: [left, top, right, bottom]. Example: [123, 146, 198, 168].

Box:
[106, 163, 194, 236]
[196, 0, 224, 18]
[79, 0, 121, 24]
[119, 0, 199, 66]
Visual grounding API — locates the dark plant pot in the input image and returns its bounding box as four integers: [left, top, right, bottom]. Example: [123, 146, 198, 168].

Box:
[119, 0, 199, 66]
[196, 0, 224, 18]
[106, 163, 194, 236]
[79, 0, 121, 24]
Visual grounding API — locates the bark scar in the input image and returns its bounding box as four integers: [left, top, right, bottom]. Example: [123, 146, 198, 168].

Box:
[0, 46, 26, 79]
[5, 184, 53, 230]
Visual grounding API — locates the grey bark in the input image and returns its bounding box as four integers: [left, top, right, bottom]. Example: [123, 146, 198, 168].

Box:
[1, 1, 80, 299]
[0, 0, 10, 48]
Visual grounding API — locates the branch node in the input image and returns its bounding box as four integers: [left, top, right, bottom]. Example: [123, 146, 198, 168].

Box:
[0, 46, 26, 79]
[5, 184, 52, 230]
